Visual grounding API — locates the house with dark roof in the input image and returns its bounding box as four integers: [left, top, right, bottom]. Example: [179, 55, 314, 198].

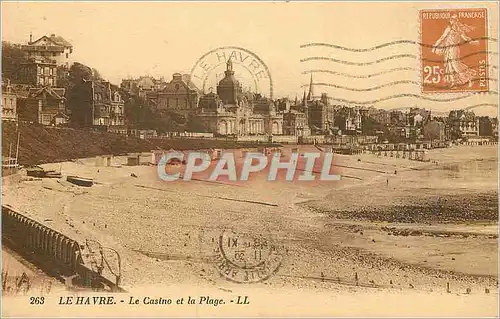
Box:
[90, 80, 125, 127]
[120, 76, 168, 100]
[155, 73, 199, 114]
[22, 33, 73, 68]
[447, 110, 479, 139]
[18, 86, 68, 125]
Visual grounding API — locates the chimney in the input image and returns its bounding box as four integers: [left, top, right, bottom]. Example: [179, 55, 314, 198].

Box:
[51, 33, 55, 37]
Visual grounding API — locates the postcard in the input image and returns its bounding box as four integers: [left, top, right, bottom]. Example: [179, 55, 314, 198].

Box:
[1, 1, 498, 317]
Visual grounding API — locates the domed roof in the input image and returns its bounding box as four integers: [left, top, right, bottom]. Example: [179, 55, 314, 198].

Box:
[218, 59, 240, 87]
[218, 74, 240, 87]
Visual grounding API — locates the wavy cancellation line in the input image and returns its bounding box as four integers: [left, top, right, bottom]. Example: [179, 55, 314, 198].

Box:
[303, 78, 499, 92]
[313, 92, 498, 105]
[462, 103, 499, 110]
[386, 103, 498, 112]
[302, 68, 418, 79]
[302, 69, 499, 80]
[301, 55, 415, 66]
[300, 37, 499, 52]
[301, 51, 498, 66]
[302, 80, 419, 92]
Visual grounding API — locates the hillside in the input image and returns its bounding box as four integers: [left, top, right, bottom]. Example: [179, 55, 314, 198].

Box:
[1, 122, 278, 166]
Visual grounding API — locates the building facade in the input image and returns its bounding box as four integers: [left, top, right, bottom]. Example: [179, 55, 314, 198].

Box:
[155, 73, 199, 114]
[423, 120, 446, 141]
[478, 116, 499, 137]
[22, 33, 73, 68]
[91, 81, 125, 126]
[301, 77, 336, 135]
[21, 58, 58, 87]
[193, 59, 283, 136]
[307, 99, 335, 135]
[448, 110, 479, 139]
[283, 109, 310, 136]
[334, 106, 362, 135]
[1, 79, 17, 121]
[19, 87, 68, 125]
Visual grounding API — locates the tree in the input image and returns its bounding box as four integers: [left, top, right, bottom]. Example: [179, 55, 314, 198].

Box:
[68, 62, 93, 85]
[92, 68, 102, 80]
[65, 63, 95, 127]
[2, 41, 26, 82]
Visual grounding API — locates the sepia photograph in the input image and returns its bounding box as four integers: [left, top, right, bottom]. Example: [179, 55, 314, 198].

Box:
[1, 1, 499, 317]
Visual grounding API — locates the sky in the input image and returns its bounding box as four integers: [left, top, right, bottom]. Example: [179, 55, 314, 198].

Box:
[2, 1, 499, 116]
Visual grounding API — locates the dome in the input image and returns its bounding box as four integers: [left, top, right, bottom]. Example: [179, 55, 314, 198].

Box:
[218, 74, 240, 87]
[217, 59, 240, 87]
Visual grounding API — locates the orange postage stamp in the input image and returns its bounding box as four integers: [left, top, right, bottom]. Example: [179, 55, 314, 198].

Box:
[420, 8, 489, 93]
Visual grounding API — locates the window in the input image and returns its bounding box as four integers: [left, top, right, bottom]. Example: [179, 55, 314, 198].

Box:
[40, 67, 44, 75]
[66, 53, 69, 59]
[42, 114, 52, 125]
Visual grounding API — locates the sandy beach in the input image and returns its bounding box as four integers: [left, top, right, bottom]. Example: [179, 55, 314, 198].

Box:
[2, 144, 498, 316]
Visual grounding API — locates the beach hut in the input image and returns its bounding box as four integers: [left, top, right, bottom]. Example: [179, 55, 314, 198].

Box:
[127, 154, 140, 166]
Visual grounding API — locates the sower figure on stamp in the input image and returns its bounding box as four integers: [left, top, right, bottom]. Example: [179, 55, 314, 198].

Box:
[432, 14, 479, 88]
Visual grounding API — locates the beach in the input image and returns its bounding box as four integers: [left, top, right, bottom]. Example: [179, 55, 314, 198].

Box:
[1, 144, 498, 316]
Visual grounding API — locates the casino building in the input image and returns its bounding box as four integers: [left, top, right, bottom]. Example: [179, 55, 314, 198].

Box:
[192, 59, 283, 136]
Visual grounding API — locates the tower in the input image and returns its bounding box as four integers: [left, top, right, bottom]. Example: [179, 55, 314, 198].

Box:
[217, 58, 241, 105]
[307, 73, 314, 101]
[302, 89, 309, 125]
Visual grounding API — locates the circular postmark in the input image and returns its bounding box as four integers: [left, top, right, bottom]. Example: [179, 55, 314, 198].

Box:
[213, 228, 283, 283]
[189, 46, 273, 99]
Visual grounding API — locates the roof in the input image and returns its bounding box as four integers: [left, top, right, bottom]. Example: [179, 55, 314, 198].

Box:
[49, 34, 72, 47]
[26, 34, 72, 50]
[10, 84, 31, 98]
[28, 87, 66, 100]
[54, 111, 69, 119]
[449, 109, 476, 121]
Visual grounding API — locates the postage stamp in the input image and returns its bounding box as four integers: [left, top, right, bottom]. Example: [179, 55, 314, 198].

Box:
[213, 228, 283, 283]
[420, 8, 489, 93]
[189, 46, 273, 99]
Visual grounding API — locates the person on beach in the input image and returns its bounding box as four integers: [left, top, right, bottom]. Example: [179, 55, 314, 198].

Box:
[431, 14, 479, 88]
